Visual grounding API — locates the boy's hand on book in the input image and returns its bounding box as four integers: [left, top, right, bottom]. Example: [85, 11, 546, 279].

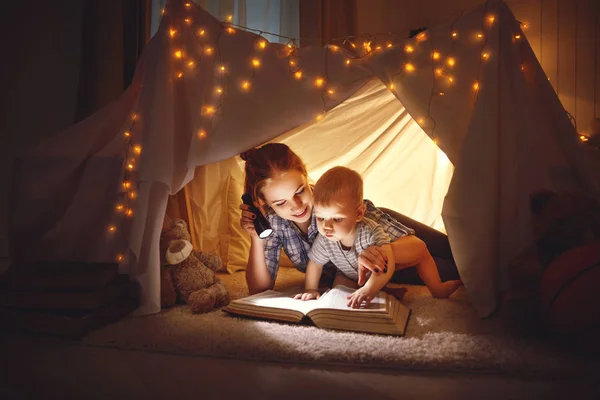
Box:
[347, 286, 377, 308]
[293, 290, 321, 301]
[358, 246, 388, 285]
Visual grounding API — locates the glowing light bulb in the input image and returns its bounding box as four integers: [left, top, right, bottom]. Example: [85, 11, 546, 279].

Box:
[315, 113, 324, 120]
[226, 15, 233, 22]
[289, 60, 296, 66]
[123, 131, 130, 138]
[131, 113, 138, 121]
[345, 59, 351, 65]
[521, 64, 525, 71]
[219, 65, 226, 72]
[451, 31, 458, 38]
[473, 81, 480, 91]
[514, 34, 521, 40]
[203, 106, 216, 115]
[314, 78, 325, 87]
[205, 47, 214, 55]
[330, 45, 339, 52]
[446, 57, 456, 67]
[375, 46, 382, 51]
[133, 145, 141, 155]
[294, 71, 302, 80]
[417, 118, 425, 124]
[127, 163, 134, 170]
[476, 33, 484, 39]
[447, 76, 454, 83]
[482, 52, 490, 60]
[122, 181, 131, 190]
[116, 254, 124, 262]
[251, 58, 260, 67]
[187, 61, 195, 68]
[198, 29, 206, 37]
[226, 27, 236, 34]
[126, 209, 133, 217]
[241, 81, 250, 91]
[486, 15, 495, 25]
[174, 50, 182, 58]
[176, 72, 183, 78]
[405, 63, 415, 72]
[108, 225, 117, 232]
[185, 2, 192, 8]
[416, 32, 428, 42]
[580, 135, 589, 142]
[258, 40, 267, 49]
[327, 89, 335, 95]
[129, 191, 137, 200]
[522, 23, 528, 30]
[115, 204, 124, 211]
[435, 67, 443, 77]
[432, 51, 440, 60]
[389, 83, 394, 90]
[432, 138, 438, 145]
[404, 45, 414, 53]
[198, 129, 207, 139]
[184, 17, 191, 24]
[169, 29, 177, 38]
[215, 87, 223, 94]
[387, 43, 393, 48]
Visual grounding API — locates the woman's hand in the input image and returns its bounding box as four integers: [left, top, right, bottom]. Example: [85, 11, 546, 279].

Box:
[357, 245, 388, 285]
[293, 290, 321, 301]
[239, 203, 259, 238]
[346, 286, 377, 309]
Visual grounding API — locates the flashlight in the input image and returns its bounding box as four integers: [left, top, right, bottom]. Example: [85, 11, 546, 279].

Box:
[242, 193, 273, 239]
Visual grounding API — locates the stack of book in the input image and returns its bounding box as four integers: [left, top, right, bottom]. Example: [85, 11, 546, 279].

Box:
[0, 262, 138, 339]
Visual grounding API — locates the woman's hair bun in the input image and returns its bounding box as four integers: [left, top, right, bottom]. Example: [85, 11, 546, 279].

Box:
[240, 148, 257, 161]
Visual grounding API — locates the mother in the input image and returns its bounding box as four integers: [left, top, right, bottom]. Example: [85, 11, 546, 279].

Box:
[239, 143, 460, 295]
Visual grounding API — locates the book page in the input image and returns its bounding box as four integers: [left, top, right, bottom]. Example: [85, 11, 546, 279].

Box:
[317, 285, 387, 311]
[234, 290, 326, 315]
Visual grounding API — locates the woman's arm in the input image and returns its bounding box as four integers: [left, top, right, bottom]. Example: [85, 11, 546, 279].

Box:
[347, 244, 395, 308]
[363, 244, 395, 293]
[245, 236, 275, 294]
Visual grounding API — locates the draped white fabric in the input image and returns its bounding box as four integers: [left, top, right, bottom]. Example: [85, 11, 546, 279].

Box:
[11, 0, 599, 317]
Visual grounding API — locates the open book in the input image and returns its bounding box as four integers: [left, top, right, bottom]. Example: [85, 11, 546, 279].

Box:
[223, 285, 411, 336]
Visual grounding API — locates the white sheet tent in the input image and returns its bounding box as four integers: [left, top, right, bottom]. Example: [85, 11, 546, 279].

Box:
[9, 0, 599, 317]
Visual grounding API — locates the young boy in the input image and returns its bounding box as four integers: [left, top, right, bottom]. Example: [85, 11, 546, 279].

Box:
[294, 166, 462, 308]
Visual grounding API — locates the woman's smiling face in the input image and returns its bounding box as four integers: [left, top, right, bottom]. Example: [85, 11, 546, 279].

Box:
[261, 170, 313, 223]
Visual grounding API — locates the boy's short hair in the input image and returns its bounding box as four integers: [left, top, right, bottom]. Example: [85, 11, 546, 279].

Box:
[313, 166, 363, 207]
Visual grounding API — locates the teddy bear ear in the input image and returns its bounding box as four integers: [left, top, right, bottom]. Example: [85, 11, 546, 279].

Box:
[165, 239, 193, 265]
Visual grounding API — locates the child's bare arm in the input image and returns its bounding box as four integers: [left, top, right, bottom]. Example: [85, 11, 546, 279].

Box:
[347, 244, 395, 308]
[293, 260, 323, 301]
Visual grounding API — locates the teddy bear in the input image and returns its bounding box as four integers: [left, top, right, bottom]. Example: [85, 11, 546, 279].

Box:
[502, 189, 600, 334]
[160, 218, 230, 313]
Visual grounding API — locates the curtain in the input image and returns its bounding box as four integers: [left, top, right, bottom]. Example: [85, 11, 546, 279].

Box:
[299, 0, 357, 47]
[151, 0, 299, 43]
[75, 0, 151, 123]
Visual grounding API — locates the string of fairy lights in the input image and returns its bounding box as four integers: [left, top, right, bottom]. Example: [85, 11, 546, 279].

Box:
[107, 111, 142, 264]
[106, 1, 588, 264]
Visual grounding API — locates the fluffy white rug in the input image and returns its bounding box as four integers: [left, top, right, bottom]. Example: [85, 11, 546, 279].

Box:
[81, 268, 597, 377]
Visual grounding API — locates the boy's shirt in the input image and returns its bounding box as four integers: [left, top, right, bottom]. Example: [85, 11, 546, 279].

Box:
[263, 200, 414, 281]
[308, 217, 391, 281]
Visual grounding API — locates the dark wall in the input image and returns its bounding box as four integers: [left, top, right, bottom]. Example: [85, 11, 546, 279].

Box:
[0, 0, 137, 268]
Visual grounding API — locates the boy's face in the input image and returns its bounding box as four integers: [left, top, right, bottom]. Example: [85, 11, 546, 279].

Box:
[314, 194, 364, 243]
